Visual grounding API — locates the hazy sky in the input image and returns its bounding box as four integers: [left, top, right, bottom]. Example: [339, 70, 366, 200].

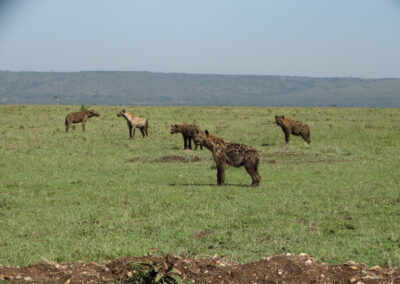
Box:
[0, 0, 399, 78]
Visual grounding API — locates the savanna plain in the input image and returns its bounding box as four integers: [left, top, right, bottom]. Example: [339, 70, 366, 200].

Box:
[0, 105, 399, 268]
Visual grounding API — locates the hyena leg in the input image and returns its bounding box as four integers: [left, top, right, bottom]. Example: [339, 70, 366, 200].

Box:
[132, 127, 136, 138]
[139, 127, 145, 138]
[129, 125, 133, 139]
[65, 119, 71, 132]
[188, 138, 192, 150]
[245, 164, 258, 187]
[254, 165, 261, 184]
[301, 131, 311, 144]
[194, 141, 202, 150]
[284, 130, 290, 144]
[252, 157, 261, 187]
[82, 118, 88, 131]
[217, 163, 225, 186]
[144, 125, 148, 137]
[183, 136, 188, 149]
[245, 155, 261, 187]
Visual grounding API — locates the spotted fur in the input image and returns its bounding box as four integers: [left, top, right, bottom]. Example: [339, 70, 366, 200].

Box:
[117, 109, 148, 139]
[170, 123, 203, 150]
[275, 115, 311, 144]
[65, 109, 100, 132]
[193, 129, 261, 187]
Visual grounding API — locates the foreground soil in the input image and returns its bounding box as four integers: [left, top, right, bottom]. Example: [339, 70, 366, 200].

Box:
[1, 254, 399, 283]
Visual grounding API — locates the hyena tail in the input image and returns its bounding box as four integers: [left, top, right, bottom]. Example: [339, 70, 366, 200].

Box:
[65, 117, 69, 132]
[145, 120, 149, 136]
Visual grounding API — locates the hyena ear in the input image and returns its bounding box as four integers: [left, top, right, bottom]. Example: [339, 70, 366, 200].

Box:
[282, 116, 285, 119]
[205, 129, 209, 136]
[275, 115, 278, 119]
[175, 124, 178, 127]
[122, 109, 126, 113]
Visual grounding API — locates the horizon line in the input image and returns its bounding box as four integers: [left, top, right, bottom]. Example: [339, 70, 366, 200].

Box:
[0, 70, 399, 80]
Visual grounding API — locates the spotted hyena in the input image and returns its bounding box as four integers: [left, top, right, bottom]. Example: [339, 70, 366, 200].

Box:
[275, 115, 311, 144]
[65, 109, 100, 132]
[117, 109, 148, 139]
[193, 129, 261, 187]
[170, 124, 203, 150]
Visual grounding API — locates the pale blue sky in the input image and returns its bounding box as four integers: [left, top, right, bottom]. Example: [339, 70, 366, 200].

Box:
[0, 0, 399, 77]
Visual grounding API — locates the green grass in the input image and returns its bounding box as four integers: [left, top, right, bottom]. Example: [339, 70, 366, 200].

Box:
[0, 105, 399, 267]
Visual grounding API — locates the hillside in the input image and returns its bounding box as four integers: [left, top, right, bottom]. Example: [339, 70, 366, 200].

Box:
[0, 71, 399, 107]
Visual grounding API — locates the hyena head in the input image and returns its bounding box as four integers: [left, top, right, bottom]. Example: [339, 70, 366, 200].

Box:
[117, 109, 126, 117]
[275, 115, 285, 126]
[170, 124, 180, 134]
[193, 129, 209, 146]
[90, 109, 100, 117]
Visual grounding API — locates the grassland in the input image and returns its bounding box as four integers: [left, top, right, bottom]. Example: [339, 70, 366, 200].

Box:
[0, 105, 399, 267]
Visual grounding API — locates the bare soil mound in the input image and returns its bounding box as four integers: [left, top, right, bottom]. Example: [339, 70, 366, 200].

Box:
[1, 254, 399, 283]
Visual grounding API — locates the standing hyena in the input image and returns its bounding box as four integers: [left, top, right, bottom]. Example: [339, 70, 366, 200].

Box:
[170, 123, 203, 150]
[275, 115, 311, 144]
[193, 129, 261, 187]
[117, 109, 148, 139]
[65, 109, 100, 132]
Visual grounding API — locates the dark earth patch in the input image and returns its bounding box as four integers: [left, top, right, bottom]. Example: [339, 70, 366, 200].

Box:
[127, 157, 144, 163]
[154, 155, 187, 163]
[1, 254, 399, 283]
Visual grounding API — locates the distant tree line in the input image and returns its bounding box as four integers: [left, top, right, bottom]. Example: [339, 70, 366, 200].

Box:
[0, 71, 399, 107]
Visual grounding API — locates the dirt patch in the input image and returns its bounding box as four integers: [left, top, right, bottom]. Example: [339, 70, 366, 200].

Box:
[127, 157, 145, 163]
[262, 152, 352, 164]
[191, 230, 213, 240]
[0, 254, 399, 283]
[261, 142, 277, 147]
[129, 156, 203, 164]
[84, 152, 96, 158]
[154, 155, 187, 163]
[295, 158, 348, 164]
[4, 143, 16, 150]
